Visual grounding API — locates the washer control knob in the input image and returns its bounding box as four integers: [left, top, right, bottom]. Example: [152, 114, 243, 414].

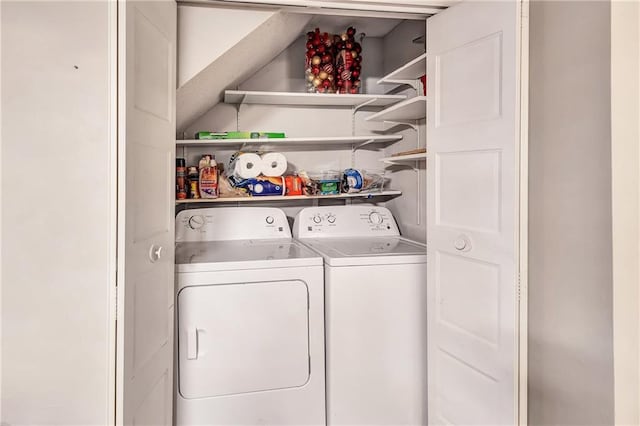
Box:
[369, 212, 383, 225]
[265, 216, 275, 224]
[188, 215, 205, 230]
[312, 215, 322, 224]
[327, 214, 336, 224]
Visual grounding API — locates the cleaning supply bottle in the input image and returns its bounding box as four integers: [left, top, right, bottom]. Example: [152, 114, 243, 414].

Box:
[199, 155, 219, 199]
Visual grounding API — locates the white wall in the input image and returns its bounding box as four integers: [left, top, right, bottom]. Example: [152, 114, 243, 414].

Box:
[1, 2, 115, 424]
[528, 1, 615, 424]
[177, 5, 274, 87]
[611, 1, 640, 424]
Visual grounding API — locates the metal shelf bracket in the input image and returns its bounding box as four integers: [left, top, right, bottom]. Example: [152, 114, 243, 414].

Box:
[383, 120, 419, 131]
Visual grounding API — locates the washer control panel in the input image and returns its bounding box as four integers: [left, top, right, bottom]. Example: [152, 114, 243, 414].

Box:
[176, 207, 291, 242]
[293, 206, 400, 238]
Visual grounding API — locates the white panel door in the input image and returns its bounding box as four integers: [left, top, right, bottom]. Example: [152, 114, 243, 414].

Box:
[116, 1, 176, 425]
[426, 1, 523, 425]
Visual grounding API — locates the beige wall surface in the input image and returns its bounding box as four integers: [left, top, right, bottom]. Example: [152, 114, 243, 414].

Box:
[1, 1, 114, 424]
[528, 1, 614, 425]
[611, 1, 640, 424]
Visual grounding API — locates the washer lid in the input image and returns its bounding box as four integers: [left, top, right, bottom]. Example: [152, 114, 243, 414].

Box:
[176, 239, 322, 272]
[300, 237, 426, 266]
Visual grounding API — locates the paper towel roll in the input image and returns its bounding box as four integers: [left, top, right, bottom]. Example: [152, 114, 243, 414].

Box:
[229, 152, 262, 180]
[261, 152, 288, 177]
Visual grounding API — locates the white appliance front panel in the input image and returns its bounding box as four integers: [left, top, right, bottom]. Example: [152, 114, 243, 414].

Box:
[175, 239, 322, 272]
[293, 206, 400, 238]
[176, 207, 291, 242]
[176, 266, 325, 426]
[178, 280, 310, 399]
[325, 263, 428, 426]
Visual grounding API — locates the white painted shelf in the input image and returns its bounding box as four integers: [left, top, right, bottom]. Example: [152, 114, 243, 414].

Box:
[380, 152, 427, 164]
[176, 135, 403, 148]
[224, 90, 406, 107]
[378, 53, 427, 85]
[176, 190, 402, 204]
[365, 96, 427, 122]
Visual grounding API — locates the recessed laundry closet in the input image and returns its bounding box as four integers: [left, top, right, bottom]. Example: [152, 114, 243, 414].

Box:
[116, 1, 527, 425]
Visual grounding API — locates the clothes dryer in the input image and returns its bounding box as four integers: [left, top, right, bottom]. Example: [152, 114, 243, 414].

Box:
[176, 207, 325, 426]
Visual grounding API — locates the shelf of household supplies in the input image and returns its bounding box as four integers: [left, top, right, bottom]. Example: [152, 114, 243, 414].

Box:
[364, 96, 427, 122]
[175, 191, 402, 205]
[176, 135, 403, 149]
[377, 53, 427, 86]
[224, 90, 406, 107]
[380, 153, 427, 164]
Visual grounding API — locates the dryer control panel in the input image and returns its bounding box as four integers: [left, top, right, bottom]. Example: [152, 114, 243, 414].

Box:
[293, 206, 400, 238]
[176, 207, 291, 242]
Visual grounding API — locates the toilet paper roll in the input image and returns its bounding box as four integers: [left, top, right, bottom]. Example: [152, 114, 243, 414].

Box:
[260, 152, 288, 177]
[229, 152, 262, 180]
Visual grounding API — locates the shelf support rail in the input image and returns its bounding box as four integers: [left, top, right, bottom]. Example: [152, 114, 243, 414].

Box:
[350, 138, 376, 168]
[234, 93, 247, 133]
[352, 97, 379, 136]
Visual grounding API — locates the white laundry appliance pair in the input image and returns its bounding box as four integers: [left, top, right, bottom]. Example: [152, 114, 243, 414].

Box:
[175, 205, 427, 426]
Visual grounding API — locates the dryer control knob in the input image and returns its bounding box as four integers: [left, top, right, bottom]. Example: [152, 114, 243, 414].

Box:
[327, 214, 336, 224]
[188, 215, 205, 230]
[369, 212, 383, 225]
[265, 216, 275, 224]
[313, 215, 322, 224]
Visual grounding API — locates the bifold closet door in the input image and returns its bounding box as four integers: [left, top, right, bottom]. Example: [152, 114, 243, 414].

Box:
[116, 0, 177, 425]
[426, 1, 524, 425]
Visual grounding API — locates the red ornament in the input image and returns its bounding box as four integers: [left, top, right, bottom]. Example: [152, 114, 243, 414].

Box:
[352, 70, 360, 78]
[306, 41, 314, 49]
[349, 87, 358, 94]
[317, 45, 325, 54]
[307, 49, 316, 58]
[322, 63, 334, 74]
[312, 66, 320, 75]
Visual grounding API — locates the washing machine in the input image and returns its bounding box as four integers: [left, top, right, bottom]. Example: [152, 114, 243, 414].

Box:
[293, 205, 428, 426]
[176, 207, 325, 426]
